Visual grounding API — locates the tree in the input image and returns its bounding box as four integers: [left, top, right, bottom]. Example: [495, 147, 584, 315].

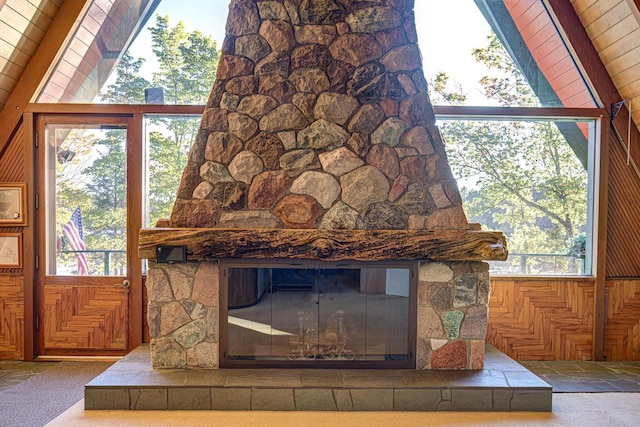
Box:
[148, 15, 219, 104]
[100, 52, 150, 104]
[432, 34, 588, 274]
[101, 15, 220, 225]
[50, 15, 222, 274]
[83, 128, 128, 275]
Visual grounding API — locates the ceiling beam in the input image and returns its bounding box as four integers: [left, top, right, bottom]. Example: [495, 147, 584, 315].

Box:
[0, 0, 92, 156]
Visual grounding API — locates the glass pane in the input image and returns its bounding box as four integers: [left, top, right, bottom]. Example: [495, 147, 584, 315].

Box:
[363, 268, 410, 360]
[227, 268, 278, 359]
[143, 115, 200, 227]
[420, 0, 596, 108]
[316, 269, 364, 361]
[37, 0, 595, 109]
[271, 268, 319, 360]
[45, 123, 128, 276]
[439, 117, 594, 275]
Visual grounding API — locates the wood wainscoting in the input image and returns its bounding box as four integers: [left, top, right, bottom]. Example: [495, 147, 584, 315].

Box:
[41, 283, 128, 352]
[487, 277, 595, 361]
[604, 280, 640, 361]
[0, 275, 24, 359]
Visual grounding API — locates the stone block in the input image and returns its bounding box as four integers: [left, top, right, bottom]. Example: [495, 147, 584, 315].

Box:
[350, 389, 393, 411]
[294, 389, 338, 411]
[211, 388, 251, 410]
[192, 262, 219, 306]
[493, 389, 513, 411]
[129, 388, 168, 410]
[85, 388, 129, 410]
[419, 262, 454, 282]
[454, 274, 478, 308]
[168, 388, 212, 410]
[510, 390, 553, 412]
[451, 389, 493, 411]
[252, 388, 295, 411]
[333, 389, 354, 411]
[393, 389, 442, 411]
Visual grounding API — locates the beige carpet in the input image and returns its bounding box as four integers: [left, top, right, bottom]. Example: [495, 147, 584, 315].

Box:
[0, 362, 113, 427]
[47, 394, 640, 427]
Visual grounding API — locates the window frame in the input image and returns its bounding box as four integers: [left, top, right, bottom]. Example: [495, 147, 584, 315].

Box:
[434, 105, 606, 278]
[26, 102, 607, 281]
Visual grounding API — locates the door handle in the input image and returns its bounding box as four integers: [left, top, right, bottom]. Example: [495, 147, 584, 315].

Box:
[114, 279, 130, 293]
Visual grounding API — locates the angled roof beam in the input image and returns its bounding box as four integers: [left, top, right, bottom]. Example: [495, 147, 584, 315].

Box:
[0, 0, 92, 155]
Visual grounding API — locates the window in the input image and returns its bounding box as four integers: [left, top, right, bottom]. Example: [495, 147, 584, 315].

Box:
[143, 114, 201, 227]
[436, 113, 599, 275]
[36, 0, 604, 277]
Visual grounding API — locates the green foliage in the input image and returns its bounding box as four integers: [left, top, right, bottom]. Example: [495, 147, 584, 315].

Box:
[146, 117, 200, 225]
[100, 52, 150, 103]
[434, 33, 589, 274]
[148, 15, 219, 104]
[54, 15, 219, 275]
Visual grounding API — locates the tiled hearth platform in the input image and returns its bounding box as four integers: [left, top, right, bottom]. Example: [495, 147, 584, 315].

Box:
[85, 344, 551, 412]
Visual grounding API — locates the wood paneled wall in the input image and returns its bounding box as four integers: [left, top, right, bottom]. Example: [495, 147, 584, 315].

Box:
[487, 278, 595, 361]
[0, 122, 25, 359]
[606, 135, 640, 277]
[0, 275, 23, 359]
[605, 279, 640, 361]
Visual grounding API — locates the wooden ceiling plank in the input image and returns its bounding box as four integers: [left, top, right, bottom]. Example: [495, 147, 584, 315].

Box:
[599, 26, 640, 59]
[0, 60, 20, 81]
[0, 38, 31, 67]
[27, 0, 62, 20]
[605, 44, 640, 77]
[584, 1, 632, 39]
[592, 14, 638, 50]
[0, 0, 92, 155]
[582, 0, 625, 24]
[1, 3, 43, 40]
[572, 0, 601, 15]
[0, 22, 38, 53]
[6, 0, 37, 18]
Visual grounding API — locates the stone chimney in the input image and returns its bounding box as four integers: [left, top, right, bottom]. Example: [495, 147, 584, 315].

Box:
[169, 0, 469, 232]
[141, 0, 507, 370]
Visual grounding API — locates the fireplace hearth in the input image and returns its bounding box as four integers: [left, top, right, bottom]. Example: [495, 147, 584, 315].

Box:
[139, 0, 506, 370]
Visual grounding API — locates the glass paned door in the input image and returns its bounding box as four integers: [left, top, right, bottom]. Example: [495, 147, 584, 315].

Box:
[224, 263, 415, 368]
[36, 116, 137, 356]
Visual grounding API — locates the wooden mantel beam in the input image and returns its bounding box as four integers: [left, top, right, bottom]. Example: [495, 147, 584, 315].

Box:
[139, 228, 508, 262]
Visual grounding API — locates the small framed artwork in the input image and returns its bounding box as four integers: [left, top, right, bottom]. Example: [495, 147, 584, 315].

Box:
[0, 233, 22, 268]
[0, 183, 27, 226]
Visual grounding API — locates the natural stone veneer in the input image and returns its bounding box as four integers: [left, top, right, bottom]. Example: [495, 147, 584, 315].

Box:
[147, 259, 491, 370]
[169, 0, 468, 231]
[146, 0, 497, 370]
[148, 261, 220, 369]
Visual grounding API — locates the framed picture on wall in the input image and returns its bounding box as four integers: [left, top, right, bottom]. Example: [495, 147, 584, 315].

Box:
[0, 183, 27, 226]
[0, 233, 22, 268]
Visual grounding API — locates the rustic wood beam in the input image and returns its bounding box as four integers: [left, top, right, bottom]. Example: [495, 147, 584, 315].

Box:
[0, 0, 91, 155]
[546, 0, 615, 362]
[139, 228, 508, 262]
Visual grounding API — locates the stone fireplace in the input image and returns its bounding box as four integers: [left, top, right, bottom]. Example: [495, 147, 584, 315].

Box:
[139, 0, 506, 370]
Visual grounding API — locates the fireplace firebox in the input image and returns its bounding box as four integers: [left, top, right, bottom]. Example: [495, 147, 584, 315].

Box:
[221, 261, 416, 368]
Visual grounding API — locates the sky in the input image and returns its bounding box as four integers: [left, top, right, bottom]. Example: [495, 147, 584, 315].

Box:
[126, 0, 494, 104]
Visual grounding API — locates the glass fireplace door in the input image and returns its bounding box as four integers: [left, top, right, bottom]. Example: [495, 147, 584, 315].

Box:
[222, 262, 415, 368]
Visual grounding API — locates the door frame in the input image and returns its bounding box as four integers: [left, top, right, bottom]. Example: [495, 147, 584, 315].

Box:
[34, 113, 143, 357]
[22, 103, 202, 360]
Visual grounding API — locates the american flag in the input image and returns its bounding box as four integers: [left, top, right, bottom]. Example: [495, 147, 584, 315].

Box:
[62, 206, 89, 275]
